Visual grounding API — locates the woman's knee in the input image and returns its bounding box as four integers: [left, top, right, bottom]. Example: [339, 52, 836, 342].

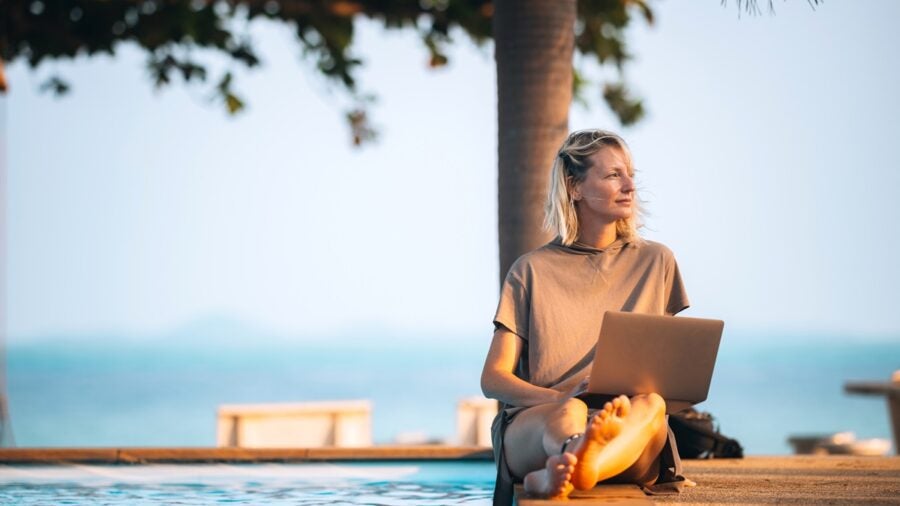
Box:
[631, 392, 666, 411]
[551, 397, 588, 424]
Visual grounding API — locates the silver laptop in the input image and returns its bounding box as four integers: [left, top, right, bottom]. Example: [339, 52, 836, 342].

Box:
[579, 311, 724, 414]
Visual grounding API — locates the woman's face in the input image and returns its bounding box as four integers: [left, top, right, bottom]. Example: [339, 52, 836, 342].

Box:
[572, 146, 635, 224]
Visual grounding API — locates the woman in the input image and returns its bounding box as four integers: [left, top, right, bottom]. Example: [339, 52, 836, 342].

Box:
[482, 129, 689, 503]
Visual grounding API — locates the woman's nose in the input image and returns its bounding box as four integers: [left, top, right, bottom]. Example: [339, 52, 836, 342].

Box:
[621, 174, 635, 193]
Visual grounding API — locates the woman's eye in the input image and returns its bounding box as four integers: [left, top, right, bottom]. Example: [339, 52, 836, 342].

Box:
[606, 172, 620, 179]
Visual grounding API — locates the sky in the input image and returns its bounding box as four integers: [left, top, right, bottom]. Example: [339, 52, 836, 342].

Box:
[4, 0, 900, 343]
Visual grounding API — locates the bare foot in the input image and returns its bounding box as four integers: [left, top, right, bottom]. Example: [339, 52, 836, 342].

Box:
[569, 393, 666, 490]
[523, 452, 577, 499]
[568, 395, 628, 489]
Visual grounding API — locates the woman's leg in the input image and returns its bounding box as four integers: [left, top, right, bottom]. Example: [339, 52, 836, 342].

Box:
[503, 397, 589, 479]
[503, 393, 668, 496]
[502, 398, 587, 498]
[568, 393, 668, 489]
[602, 396, 669, 487]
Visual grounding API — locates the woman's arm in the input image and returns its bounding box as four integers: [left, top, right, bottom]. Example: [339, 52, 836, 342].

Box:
[481, 327, 566, 407]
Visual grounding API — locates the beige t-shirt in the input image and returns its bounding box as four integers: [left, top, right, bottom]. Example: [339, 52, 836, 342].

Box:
[493, 237, 690, 400]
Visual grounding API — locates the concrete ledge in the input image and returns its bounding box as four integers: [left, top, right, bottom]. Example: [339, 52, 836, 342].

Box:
[0, 446, 494, 464]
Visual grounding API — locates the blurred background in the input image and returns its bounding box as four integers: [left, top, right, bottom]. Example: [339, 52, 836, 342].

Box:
[3, 0, 899, 454]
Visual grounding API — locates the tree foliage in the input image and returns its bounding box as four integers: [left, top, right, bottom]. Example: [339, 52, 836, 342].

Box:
[724, 0, 820, 17]
[2, 0, 656, 144]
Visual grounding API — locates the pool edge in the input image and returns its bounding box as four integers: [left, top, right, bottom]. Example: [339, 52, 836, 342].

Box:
[0, 446, 495, 464]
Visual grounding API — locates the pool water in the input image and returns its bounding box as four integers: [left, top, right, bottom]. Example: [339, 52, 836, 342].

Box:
[0, 462, 496, 505]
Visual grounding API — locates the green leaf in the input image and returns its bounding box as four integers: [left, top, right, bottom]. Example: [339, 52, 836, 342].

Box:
[603, 81, 645, 126]
[38, 76, 70, 96]
[225, 93, 244, 114]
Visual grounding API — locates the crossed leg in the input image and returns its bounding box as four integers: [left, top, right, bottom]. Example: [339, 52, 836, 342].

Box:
[504, 393, 668, 498]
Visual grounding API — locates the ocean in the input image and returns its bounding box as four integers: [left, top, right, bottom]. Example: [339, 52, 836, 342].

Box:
[5, 331, 899, 454]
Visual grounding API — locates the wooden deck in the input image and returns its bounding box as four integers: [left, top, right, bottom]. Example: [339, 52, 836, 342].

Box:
[660, 456, 900, 504]
[515, 484, 654, 505]
[513, 457, 900, 505]
[2, 449, 898, 504]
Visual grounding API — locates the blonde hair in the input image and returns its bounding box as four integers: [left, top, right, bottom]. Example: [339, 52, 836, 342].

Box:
[544, 129, 643, 246]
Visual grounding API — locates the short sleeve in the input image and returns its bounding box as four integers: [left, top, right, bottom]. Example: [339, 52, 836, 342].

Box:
[665, 254, 690, 316]
[493, 264, 531, 340]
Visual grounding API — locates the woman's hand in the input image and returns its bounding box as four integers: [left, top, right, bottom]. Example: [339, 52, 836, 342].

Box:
[560, 376, 590, 401]
[482, 327, 566, 407]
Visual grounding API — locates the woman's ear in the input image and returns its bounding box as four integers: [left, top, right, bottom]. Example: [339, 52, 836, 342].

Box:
[571, 181, 582, 202]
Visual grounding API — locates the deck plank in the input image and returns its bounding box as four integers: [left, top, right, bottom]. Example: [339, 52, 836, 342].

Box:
[657, 456, 900, 504]
[515, 484, 653, 505]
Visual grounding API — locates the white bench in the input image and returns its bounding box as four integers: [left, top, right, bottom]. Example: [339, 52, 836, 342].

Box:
[217, 400, 372, 448]
[456, 396, 498, 447]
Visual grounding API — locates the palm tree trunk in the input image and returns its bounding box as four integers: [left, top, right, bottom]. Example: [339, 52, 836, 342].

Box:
[0, 95, 11, 447]
[493, 0, 575, 284]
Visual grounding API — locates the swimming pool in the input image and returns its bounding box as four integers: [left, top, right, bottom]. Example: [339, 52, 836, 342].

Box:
[1, 461, 497, 505]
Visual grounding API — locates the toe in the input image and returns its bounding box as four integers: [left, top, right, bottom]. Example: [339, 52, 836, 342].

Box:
[617, 395, 631, 416]
[613, 395, 630, 413]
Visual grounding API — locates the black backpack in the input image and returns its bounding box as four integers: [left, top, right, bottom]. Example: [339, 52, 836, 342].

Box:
[669, 408, 744, 459]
